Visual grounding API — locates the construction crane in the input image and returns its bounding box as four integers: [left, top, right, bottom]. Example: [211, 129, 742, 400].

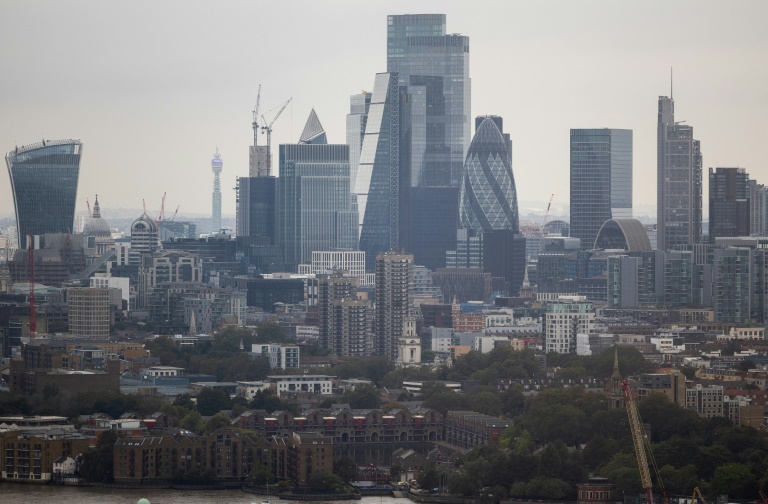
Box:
[622, 379, 666, 504]
[544, 193, 555, 225]
[86, 198, 91, 218]
[157, 192, 167, 223]
[27, 233, 36, 342]
[171, 205, 180, 222]
[252, 84, 262, 148]
[261, 96, 292, 176]
[692, 487, 707, 504]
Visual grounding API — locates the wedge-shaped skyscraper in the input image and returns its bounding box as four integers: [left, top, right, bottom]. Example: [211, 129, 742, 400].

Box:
[6, 139, 82, 246]
[355, 72, 401, 271]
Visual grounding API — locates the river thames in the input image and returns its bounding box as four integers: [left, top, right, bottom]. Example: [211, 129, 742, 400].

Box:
[0, 485, 404, 504]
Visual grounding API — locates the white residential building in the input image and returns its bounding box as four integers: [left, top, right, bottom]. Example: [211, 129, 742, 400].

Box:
[268, 375, 334, 397]
[544, 301, 595, 354]
[252, 343, 300, 369]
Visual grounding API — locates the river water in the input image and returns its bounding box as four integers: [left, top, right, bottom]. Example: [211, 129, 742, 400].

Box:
[1, 484, 403, 504]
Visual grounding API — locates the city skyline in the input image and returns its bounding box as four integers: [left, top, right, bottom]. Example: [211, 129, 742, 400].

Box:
[0, 1, 766, 221]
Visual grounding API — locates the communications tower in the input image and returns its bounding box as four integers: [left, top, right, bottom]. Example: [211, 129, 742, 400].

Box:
[211, 148, 223, 233]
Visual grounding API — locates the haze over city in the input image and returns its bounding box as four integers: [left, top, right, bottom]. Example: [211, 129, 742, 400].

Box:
[1, 0, 766, 220]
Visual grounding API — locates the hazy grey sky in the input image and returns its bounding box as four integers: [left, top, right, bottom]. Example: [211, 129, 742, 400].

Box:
[1, 0, 766, 221]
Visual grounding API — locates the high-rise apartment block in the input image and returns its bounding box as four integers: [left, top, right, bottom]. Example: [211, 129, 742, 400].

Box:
[570, 129, 633, 249]
[748, 180, 768, 237]
[6, 140, 82, 247]
[657, 96, 702, 250]
[67, 287, 111, 339]
[318, 271, 358, 354]
[544, 300, 595, 354]
[387, 14, 470, 188]
[211, 148, 223, 233]
[709, 167, 750, 242]
[375, 252, 413, 360]
[713, 247, 768, 325]
[277, 111, 359, 271]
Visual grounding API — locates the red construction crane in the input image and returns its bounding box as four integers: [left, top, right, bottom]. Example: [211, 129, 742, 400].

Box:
[27, 233, 36, 341]
[171, 205, 180, 222]
[622, 379, 666, 504]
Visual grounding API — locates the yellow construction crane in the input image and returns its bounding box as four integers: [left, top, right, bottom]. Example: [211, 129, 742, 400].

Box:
[692, 487, 707, 504]
[622, 379, 666, 504]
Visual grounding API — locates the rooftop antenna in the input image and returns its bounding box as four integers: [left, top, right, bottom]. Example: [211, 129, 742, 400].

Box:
[670, 66, 673, 100]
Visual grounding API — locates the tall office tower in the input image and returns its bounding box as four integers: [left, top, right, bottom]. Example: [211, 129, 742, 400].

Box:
[236, 176, 276, 243]
[709, 167, 750, 243]
[346, 91, 371, 195]
[570, 129, 633, 249]
[748, 180, 767, 237]
[375, 251, 413, 360]
[211, 148, 223, 233]
[387, 14, 470, 187]
[356, 73, 402, 271]
[5, 139, 82, 247]
[657, 95, 702, 250]
[456, 117, 526, 295]
[277, 111, 359, 271]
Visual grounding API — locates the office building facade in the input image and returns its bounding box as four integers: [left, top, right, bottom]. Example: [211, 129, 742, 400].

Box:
[709, 167, 750, 243]
[6, 140, 82, 247]
[657, 96, 702, 250]
[570, 129, 633, 249]
[387, 14, 470, 188]
[67, 287, 111, 339]
[346, 91, 371, 197]
[278, 111, 359, 271]
[236, 176, 276, 243]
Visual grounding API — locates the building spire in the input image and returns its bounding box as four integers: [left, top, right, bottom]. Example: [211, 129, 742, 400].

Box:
[612, 347, 621, 378]
[93, 194, 101, 219]
[189, 310, 197, 335]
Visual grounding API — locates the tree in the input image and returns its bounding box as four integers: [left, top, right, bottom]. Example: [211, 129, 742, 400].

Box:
[180, 411, 204, 434]
[248, 460, 273, 485]
[204, 412, 232, 433]
[308, 470, 343, 490]
[707, 463, 758, 499]
[334, 456, 359, 484]
[341, 384, 380, 409]
[419, 466, 440, 491]
[196, 387, 233, 416]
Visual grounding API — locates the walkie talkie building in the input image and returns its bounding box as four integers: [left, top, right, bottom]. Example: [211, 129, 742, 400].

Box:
[6, 139, 82, 247]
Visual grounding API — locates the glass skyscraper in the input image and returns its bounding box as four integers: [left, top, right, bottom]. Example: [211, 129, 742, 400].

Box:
[657, 95, 702, 250]
[6, 139, 82, 246]
[459, 117, 519, 234]
[278, 111, 358, 271]
[570, 128, 633, 250]
[346, 91, 371, 199]
[387, 14, 470, 188]
[355, 72, 402, 271]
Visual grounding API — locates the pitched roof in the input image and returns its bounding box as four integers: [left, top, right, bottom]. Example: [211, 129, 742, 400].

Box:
[298, 108, 327, 144]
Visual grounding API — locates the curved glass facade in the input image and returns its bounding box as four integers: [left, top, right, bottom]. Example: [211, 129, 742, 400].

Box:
[6, 140, 82, 246]
[459, 118, 518, 233]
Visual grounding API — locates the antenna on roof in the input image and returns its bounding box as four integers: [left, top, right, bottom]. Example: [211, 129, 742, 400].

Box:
[670, 66, 673, 100]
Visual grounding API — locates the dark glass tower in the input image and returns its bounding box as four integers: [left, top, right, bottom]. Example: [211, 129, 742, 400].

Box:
[387, 14, 470, 188]
[6, 139, 82, 246]
[709, 167, 750, 243]
[570, 128, 633, 250]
